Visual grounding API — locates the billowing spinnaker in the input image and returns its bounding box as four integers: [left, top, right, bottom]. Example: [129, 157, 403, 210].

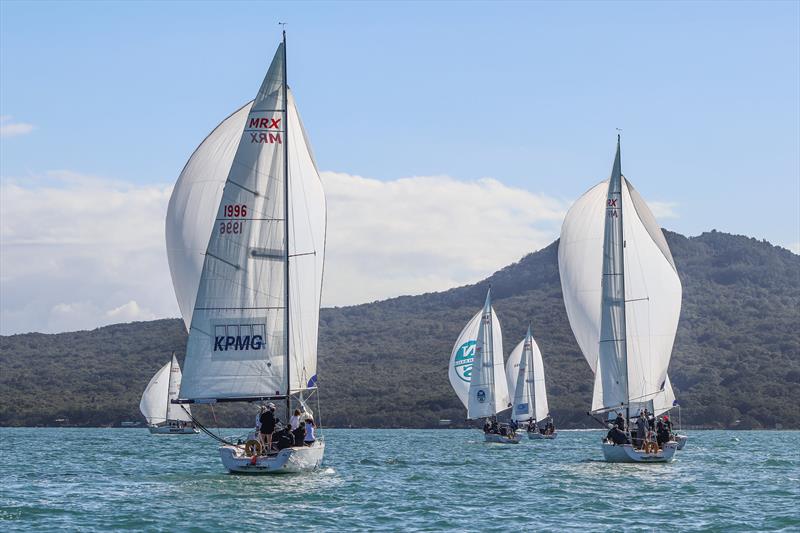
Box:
[505, 329, 549, 422]
[467, 291, 509, 419]
[165, 355, 192, 422]
[140, 362, 170, 424]
[449, 309, 482, 409]
[166, 103, 252, 331]
[559, 170, 681, 411]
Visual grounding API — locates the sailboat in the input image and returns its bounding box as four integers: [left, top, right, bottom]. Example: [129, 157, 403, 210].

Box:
[505, 326, 556, 440]
[139, 354, 198, 434]
[448, 289, 517, 444]
[558, 136, 684, 463]
[166, 32, 327, 473]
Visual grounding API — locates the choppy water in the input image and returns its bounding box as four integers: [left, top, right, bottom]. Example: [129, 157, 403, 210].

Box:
[1, 428, 798, 531]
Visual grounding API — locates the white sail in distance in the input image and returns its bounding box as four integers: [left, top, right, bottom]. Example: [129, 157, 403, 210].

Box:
[505, 326, 549, 422]
[466, 289, 510, 419]
[140, 357, 192, 425]
[558, 137, 682, 414]
[448, 308, 482, 409]
[167, 42, 326, 402]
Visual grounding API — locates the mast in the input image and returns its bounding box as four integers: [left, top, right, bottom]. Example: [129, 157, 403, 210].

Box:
[282, 29, 291, 418]
[486, 290, 496, 416]
[166, 352, 174, 422]
[527, 327, 536, 422]
[598, 134, 630, 421]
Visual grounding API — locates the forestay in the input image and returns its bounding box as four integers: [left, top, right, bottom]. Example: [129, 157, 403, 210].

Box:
[558, 139, 681, 414]
[168, 43, 326, 402]
[505, 327, 549, 422]
[466, 290, 510, 419]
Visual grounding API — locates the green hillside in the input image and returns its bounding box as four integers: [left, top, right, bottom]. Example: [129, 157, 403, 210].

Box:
[1, 230, 798, 429]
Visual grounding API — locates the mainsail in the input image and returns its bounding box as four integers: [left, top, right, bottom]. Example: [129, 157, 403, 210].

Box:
[466, 290, 510, 419]
[167, 41, 326, 402]
[505, 326, 549, 422]
[558, 137, 682, 415]
[140, 356, 193, 425]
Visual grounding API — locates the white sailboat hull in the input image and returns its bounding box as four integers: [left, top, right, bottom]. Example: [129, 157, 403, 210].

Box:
[484, 433, 522, 444]
[675, 434, 688, 450]
[527, 431, 557, 440]
[602, 441, 678, 463]
[147, 425, 199, 435]
[219, 440, 325, 474]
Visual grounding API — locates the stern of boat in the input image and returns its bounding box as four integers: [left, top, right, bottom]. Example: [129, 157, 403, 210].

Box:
[484, 433, 522, 444]
[220, 440, 325, 474]
[602, 441, 678, 463]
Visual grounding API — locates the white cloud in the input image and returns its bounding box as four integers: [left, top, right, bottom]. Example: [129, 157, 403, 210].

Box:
[647, 201, 679, 219]
[0, 172, 177, 334]
[1, 169, 683, 334]
[0, 115, 34, 138]
[320, 172, 568, 306]
[786, 242, 800, 255]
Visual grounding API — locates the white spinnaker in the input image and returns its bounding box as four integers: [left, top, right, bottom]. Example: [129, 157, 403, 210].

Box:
[505, 329, 549, 422]
[467, 290, 510, 419]
[166, 103, 251, 331]
[168, 44, 325, 400]
[448, 309, 482, 409]
[558, 147, 681, 413]
[165, 355, 192, 422]
[140, 362, 170, 425]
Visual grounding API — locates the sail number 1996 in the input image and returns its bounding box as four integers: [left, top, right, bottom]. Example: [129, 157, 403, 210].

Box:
[220, 204, 247, 234]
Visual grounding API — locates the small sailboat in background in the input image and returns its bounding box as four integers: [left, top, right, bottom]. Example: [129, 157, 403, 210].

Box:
[505, 326, 556, 440]
[166, 31, 327, 473]
[139, 354, 198, 435]
[559, 136, 684, 463]
[448, 289, 517, 444]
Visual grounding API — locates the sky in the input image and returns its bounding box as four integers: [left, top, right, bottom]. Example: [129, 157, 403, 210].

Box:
[1, 1, 798, 335]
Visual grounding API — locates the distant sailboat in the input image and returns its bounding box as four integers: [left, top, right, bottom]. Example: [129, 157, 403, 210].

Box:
[559, 136, 684, 462]
[448, 289, 517, 443]
[505, 326, 556, 440]
[166, 32, 327, 473]
[139, 354, 198, 435]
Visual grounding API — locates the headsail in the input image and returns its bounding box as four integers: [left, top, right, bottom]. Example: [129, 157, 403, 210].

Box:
[165, 355, 192, 422]
[140, 362, 170, 425]
[466, 290, 510, 419]
[169, 41, 326, 402]
[448, 308, 482, 409]
[140, 357, 193, 424]
[505, 326, 549, 422]
[558, 137, 682, 413]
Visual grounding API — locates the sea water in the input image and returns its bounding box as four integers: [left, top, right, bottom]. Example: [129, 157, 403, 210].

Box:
[0, 428, 798, 531]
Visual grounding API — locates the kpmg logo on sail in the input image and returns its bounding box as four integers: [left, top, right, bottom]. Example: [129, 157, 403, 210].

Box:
[213, 323, 267, 352]
[454, 340, 476, 382]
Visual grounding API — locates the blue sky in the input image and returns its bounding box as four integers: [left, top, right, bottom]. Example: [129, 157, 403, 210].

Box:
[1, 1, 798, 334]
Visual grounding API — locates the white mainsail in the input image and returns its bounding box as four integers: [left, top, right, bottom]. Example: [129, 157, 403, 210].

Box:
[505, 326, 549, 422]
[558, 137, 682, 415]
[466, 289, 510, 419]
[168, 42, 326, 402]
[140, 357, 192, 425]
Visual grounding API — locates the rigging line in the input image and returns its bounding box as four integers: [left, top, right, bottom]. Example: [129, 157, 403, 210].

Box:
[226, 177, 261, 197]
[205, 252, 240, 270]
[179, 406, 238, 446]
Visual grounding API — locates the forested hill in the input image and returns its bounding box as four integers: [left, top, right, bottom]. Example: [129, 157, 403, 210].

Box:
[1, 230, 798, 429]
